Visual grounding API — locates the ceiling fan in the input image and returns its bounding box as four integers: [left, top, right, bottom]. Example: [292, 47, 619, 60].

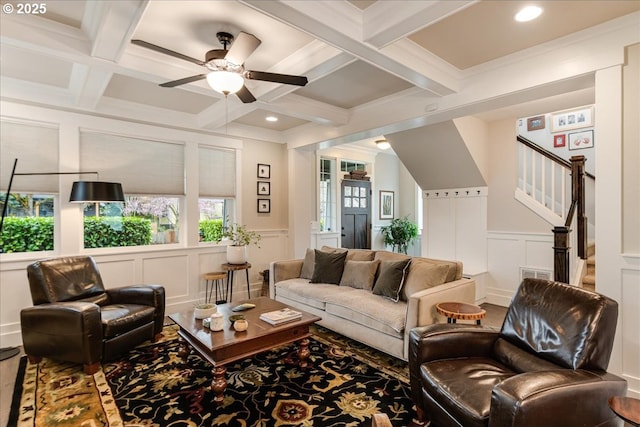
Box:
[131, 31, 308, 103]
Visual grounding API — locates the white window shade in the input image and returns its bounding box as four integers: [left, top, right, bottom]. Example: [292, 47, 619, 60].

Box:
[80, 131, 185, 196]
[1, 120, 59, 193]
[199, 146, 235, 198]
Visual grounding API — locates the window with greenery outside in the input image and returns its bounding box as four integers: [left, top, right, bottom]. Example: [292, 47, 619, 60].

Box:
[0, 192, 54, 253]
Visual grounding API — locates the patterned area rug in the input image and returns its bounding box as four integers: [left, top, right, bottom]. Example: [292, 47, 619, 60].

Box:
[10, 324, 427, 426]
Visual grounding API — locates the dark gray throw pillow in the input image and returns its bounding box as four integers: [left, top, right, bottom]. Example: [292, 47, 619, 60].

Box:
[310, 249, 347, 284]
[372, 258, 412, 302]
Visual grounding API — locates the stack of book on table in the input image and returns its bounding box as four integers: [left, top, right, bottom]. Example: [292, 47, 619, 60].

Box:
[259, 308, 302, 325]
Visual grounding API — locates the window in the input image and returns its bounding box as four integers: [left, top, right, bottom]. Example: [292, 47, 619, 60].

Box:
[340, 160, 366, 173]
[198, 146, 236, 242]
[79, 131, 185, 248]
[0, 120, 58, 253]
[83, 197, 181, 248]
[0, 193, 55, 253]
[319, 157, 336, 232]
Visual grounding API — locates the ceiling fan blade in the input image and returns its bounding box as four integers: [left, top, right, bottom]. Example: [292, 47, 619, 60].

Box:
[160, 74, 207, 88]
[245, 70, 308, 87]
[236, 85, 257, 103]
[225, 32, 261, 66]
[131, 39, 204, 66]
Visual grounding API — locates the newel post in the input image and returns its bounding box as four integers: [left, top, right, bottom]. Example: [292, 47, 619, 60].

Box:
[553, 225, 571, 283]
[571, 155, 587, 259]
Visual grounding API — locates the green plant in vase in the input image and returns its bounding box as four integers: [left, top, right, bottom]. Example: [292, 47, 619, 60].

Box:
[215, 220, 261, 264]
[380, 215, 419, 254]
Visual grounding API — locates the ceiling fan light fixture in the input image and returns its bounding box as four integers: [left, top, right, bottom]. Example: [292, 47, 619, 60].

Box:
[206, 71, 244, 95]
[376, 139, 391, 150]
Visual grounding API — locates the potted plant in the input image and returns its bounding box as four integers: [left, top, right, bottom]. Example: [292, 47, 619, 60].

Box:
[215, 221, 261, 264]
[380, 215, 419, 254]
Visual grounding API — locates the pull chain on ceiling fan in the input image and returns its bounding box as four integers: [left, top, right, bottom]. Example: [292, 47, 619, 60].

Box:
[131, 31, 308, 103]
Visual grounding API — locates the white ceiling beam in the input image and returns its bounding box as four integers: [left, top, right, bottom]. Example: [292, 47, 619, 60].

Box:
[263, 94, 350, 126]
[196, 99, 257, 130]
[363, 1, 478, 48]
[242, 0, 456, 96]
[71, 65, 114, 109]
[83, 0, 149, 61]
[0, 14, 90, 60]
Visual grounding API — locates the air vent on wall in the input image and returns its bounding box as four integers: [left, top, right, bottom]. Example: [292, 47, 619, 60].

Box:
[520, 267, 552, 281]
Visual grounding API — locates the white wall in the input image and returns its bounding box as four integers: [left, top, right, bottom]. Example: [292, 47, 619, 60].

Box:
[0, 101, 290, 347]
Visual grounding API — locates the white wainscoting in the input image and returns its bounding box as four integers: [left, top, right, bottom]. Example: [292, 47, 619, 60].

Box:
[0, 229, 289, 347]
[486, 231, 554, 306]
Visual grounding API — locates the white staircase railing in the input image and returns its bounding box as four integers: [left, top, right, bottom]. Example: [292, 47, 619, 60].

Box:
[516, 139, 570, 226]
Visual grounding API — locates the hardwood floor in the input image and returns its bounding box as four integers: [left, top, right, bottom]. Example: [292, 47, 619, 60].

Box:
[0, 304, 544, 426]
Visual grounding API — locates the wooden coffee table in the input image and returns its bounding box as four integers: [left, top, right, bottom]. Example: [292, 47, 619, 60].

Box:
[436, 301, 486, 325]
[168, 297, 321, 404]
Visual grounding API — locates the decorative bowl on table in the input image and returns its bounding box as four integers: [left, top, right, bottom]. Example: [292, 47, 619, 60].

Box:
[229, 314, 245, 324]
[194, 303, 217, 319]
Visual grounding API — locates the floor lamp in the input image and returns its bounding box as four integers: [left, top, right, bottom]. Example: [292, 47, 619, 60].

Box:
[0, 158, 125, 360]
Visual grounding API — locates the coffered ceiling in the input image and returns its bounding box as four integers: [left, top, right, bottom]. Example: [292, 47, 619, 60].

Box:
[1, 1, 638, 148]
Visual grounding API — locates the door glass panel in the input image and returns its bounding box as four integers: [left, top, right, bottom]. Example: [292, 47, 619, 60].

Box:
[360, 188, 367, 197]
[344, 198, 351, 207]
[360, 198, 367, 208]
[353, 198, 359, 208]
[344, 186, 351, 196]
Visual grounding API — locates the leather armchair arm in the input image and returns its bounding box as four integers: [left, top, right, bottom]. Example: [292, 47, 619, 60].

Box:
[107, 284, 164, 306]
[20, 302, 103, 364]
[410, 323, 499, 364]
[107, 284, 165, 336]
[490, 370, 628, 427]
[409, 324, 500, 417]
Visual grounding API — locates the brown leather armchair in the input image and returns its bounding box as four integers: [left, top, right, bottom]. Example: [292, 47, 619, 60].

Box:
[409, 278, 627, 427]
[21, 256, 165, 374]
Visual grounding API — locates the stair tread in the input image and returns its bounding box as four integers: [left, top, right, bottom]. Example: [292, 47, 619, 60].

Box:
[583, 275, 596, 285]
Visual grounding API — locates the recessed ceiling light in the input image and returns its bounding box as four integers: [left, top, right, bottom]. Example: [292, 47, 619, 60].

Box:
[265, 116, 278, 122]
[515, 5, 543, 22]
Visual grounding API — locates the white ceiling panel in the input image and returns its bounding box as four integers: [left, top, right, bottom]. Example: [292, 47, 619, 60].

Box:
[295, 60, 413, 109]
[103, 73, 216, 114]
[0, 45, 72, 88]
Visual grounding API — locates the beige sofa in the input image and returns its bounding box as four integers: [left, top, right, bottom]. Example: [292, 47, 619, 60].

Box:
[269, 247, 476, 361]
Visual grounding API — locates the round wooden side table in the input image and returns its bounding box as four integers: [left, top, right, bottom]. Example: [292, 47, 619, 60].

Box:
[221, 262, 251, 303]
[609, 396, 640, 426]
[436, 302, 486, 325]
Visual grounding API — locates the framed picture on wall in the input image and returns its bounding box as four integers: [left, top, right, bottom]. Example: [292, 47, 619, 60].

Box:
[553, 134, 566, 148]
[568, 130, 594, 150]
[258, 199, 271, 213]
[257, 181, 270, 195]
[550, 106, 594, 132]
[526, 115, 545, 131]
[257, 163, 271, 179]
[379, 190, 394, 220]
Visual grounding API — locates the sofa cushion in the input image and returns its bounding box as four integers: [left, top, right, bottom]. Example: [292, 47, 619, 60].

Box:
[346, 249, 375, 261]
[275, 278, 357, 310]
[411, 256, 462, 282]
[401, 261, 450, 301]
[374, 251, 411, 263]
[324, 289, 407, 335]
[300, 249, 316, 280]
[311, 250, 347, 284]
[372, 259, 412, 302]
[340, 260, 380, 290]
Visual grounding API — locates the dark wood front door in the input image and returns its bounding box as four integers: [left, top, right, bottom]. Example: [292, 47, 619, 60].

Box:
[341, 180, 371, 249]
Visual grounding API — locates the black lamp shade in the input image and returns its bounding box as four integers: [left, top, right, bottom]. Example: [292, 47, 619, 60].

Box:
[69, 181, 125, 203]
